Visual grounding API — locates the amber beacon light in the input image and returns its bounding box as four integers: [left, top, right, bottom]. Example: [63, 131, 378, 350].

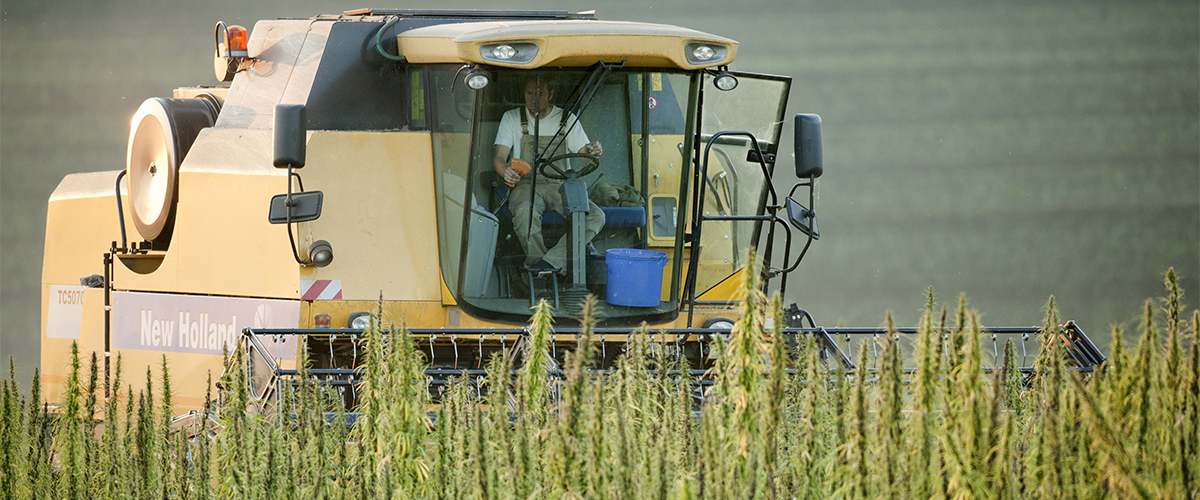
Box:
[213, 22, 249, 82]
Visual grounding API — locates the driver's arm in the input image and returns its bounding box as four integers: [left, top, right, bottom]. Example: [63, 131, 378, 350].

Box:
[494, 145, 521, 186]
[565, 111, 601, 165]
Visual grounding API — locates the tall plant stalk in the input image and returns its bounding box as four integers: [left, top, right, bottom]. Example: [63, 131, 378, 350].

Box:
[5, 267, 1194, 500]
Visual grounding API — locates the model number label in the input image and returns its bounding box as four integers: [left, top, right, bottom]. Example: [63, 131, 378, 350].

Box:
[46, 285, 87, 339]
[57, 288, 86, 305]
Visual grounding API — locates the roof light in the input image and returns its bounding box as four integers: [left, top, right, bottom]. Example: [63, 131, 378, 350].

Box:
[714, 71, 738, 91]
[465, 68, 491, 90]
[685, 42, 728, 65]
[480, 42, 538, 64]
[491, 45, 518, 60]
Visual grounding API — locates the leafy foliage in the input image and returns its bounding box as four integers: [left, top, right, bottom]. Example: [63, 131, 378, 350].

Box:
[2, 269, 1197, 499]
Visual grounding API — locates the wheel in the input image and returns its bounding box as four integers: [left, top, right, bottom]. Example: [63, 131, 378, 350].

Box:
[537, 153, 600, 179]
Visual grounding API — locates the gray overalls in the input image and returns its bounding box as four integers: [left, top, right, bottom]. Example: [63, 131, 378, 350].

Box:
[509, 108, 605, 270]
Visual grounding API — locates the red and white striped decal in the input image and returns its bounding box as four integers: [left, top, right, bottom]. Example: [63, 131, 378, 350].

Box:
[301, 280, 343, 300]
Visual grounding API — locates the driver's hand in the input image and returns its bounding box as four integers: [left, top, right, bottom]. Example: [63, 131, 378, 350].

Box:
[503, 166, 521, 185]
[582, 141, 602, 157]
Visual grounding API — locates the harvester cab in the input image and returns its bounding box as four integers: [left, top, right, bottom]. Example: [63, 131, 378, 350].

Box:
[38, 9, 1103, 416]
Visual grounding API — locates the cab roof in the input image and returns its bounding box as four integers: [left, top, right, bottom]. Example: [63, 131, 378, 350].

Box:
[395, 19, 738, 69]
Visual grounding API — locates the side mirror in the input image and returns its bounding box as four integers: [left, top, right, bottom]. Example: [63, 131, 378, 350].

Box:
[273, 104, 306, 168]
[785, 197, 819, 240]
[794, 113, 822, 178]
[268, 191, 323, 224]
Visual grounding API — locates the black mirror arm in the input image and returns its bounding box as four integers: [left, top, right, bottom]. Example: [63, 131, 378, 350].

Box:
[284, 164, 313, 267]
[272, 103, 313, 266]
[289, 171, 304, 193]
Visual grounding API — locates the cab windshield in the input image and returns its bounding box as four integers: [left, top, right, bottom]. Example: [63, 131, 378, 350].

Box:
[429, 66, 698, 324]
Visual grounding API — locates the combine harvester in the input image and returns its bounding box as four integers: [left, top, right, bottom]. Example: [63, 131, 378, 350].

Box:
[40, 9, 1104, 413]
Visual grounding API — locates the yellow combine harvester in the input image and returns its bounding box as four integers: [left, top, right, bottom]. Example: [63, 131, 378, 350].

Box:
[40, 9, 1101, 413]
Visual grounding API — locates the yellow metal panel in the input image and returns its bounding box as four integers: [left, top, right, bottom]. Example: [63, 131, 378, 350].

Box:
[441, 274, 457, 306]
[396, 35, 460, 65]
[112, 129, 301, 300]
[109, 348, 226, 413]
[172, 87, 229, 101]
[170, 171, 298, 296]
[218, 20, 325, 129]
[397, 20, 737, 69]
[175, 128, 274, 175]
[297, 132, 442, 302]
[43, 171, 130, 287]
[280, 21, 333, 107]
[41, 161, 295, 412]
[641, 134, 687, 247]
[643, 135, 688, 194]
[697, 267, 748, 302]
[39, 286, 106, 407]
[305, 300, 507, 331]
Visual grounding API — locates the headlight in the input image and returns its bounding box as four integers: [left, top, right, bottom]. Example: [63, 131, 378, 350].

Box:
[713, 71, 738, 91]
[685, 42, 728, 64]
[491, 45, 518, 60]
[465, 69, 491, 90]
[348, 312, 371, 330]
[481, 42, 538, 64]
[307, 240, 334, 267]
[704, 318, 735, 331]
[703, 317, 734, 359]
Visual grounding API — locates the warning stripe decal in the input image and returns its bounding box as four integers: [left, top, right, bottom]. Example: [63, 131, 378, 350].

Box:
[301, 280, 343, 301]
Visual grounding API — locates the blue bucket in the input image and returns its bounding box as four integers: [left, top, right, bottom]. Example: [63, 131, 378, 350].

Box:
[605, 249, 667, 307]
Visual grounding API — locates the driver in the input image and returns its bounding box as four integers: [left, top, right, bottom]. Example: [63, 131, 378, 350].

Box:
[493, 76, 605, 273]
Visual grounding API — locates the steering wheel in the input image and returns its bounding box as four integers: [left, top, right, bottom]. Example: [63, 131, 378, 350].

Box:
[537, 153, 600, 180]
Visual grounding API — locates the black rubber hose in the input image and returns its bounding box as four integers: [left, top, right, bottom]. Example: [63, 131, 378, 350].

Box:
[374, 17, 406, 62]
[114, 170, 128, 249]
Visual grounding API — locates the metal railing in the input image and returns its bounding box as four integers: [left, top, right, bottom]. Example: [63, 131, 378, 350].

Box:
[239, 320, 1104, 415]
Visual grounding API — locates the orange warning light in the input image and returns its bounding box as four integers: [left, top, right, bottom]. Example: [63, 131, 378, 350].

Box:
[227, 25, 248, 58]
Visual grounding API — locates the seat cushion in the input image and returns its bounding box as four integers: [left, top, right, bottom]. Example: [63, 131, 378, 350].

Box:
[541, 206, 644, 227]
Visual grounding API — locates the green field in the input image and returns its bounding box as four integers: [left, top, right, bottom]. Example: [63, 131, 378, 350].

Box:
[2, 0, 1197, 383]
[777, 1, 1199, 332]
[2, 285, 1197, 498]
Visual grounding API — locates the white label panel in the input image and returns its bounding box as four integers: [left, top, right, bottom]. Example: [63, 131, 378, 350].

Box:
[47, 285, 87, 339]
[112, 291, 300, 360]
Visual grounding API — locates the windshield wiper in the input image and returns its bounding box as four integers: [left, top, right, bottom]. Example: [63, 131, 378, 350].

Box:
[524, 61, 624, 239]
[531, 61, 624, 164]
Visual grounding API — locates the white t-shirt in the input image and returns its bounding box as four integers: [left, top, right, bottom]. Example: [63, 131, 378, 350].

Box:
[494, 106, 590, 161]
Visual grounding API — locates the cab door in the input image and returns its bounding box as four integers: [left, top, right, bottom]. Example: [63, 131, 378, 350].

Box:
[690, 72, 792, 296]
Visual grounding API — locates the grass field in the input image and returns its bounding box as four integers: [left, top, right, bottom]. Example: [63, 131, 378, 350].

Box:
[769, 1, 1198, 330]
[2, 0, 1197, 384]
[2, 277, 1197, 498]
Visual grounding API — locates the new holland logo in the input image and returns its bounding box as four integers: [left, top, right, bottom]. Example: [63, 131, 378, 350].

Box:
[111, 291, 299, 359]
